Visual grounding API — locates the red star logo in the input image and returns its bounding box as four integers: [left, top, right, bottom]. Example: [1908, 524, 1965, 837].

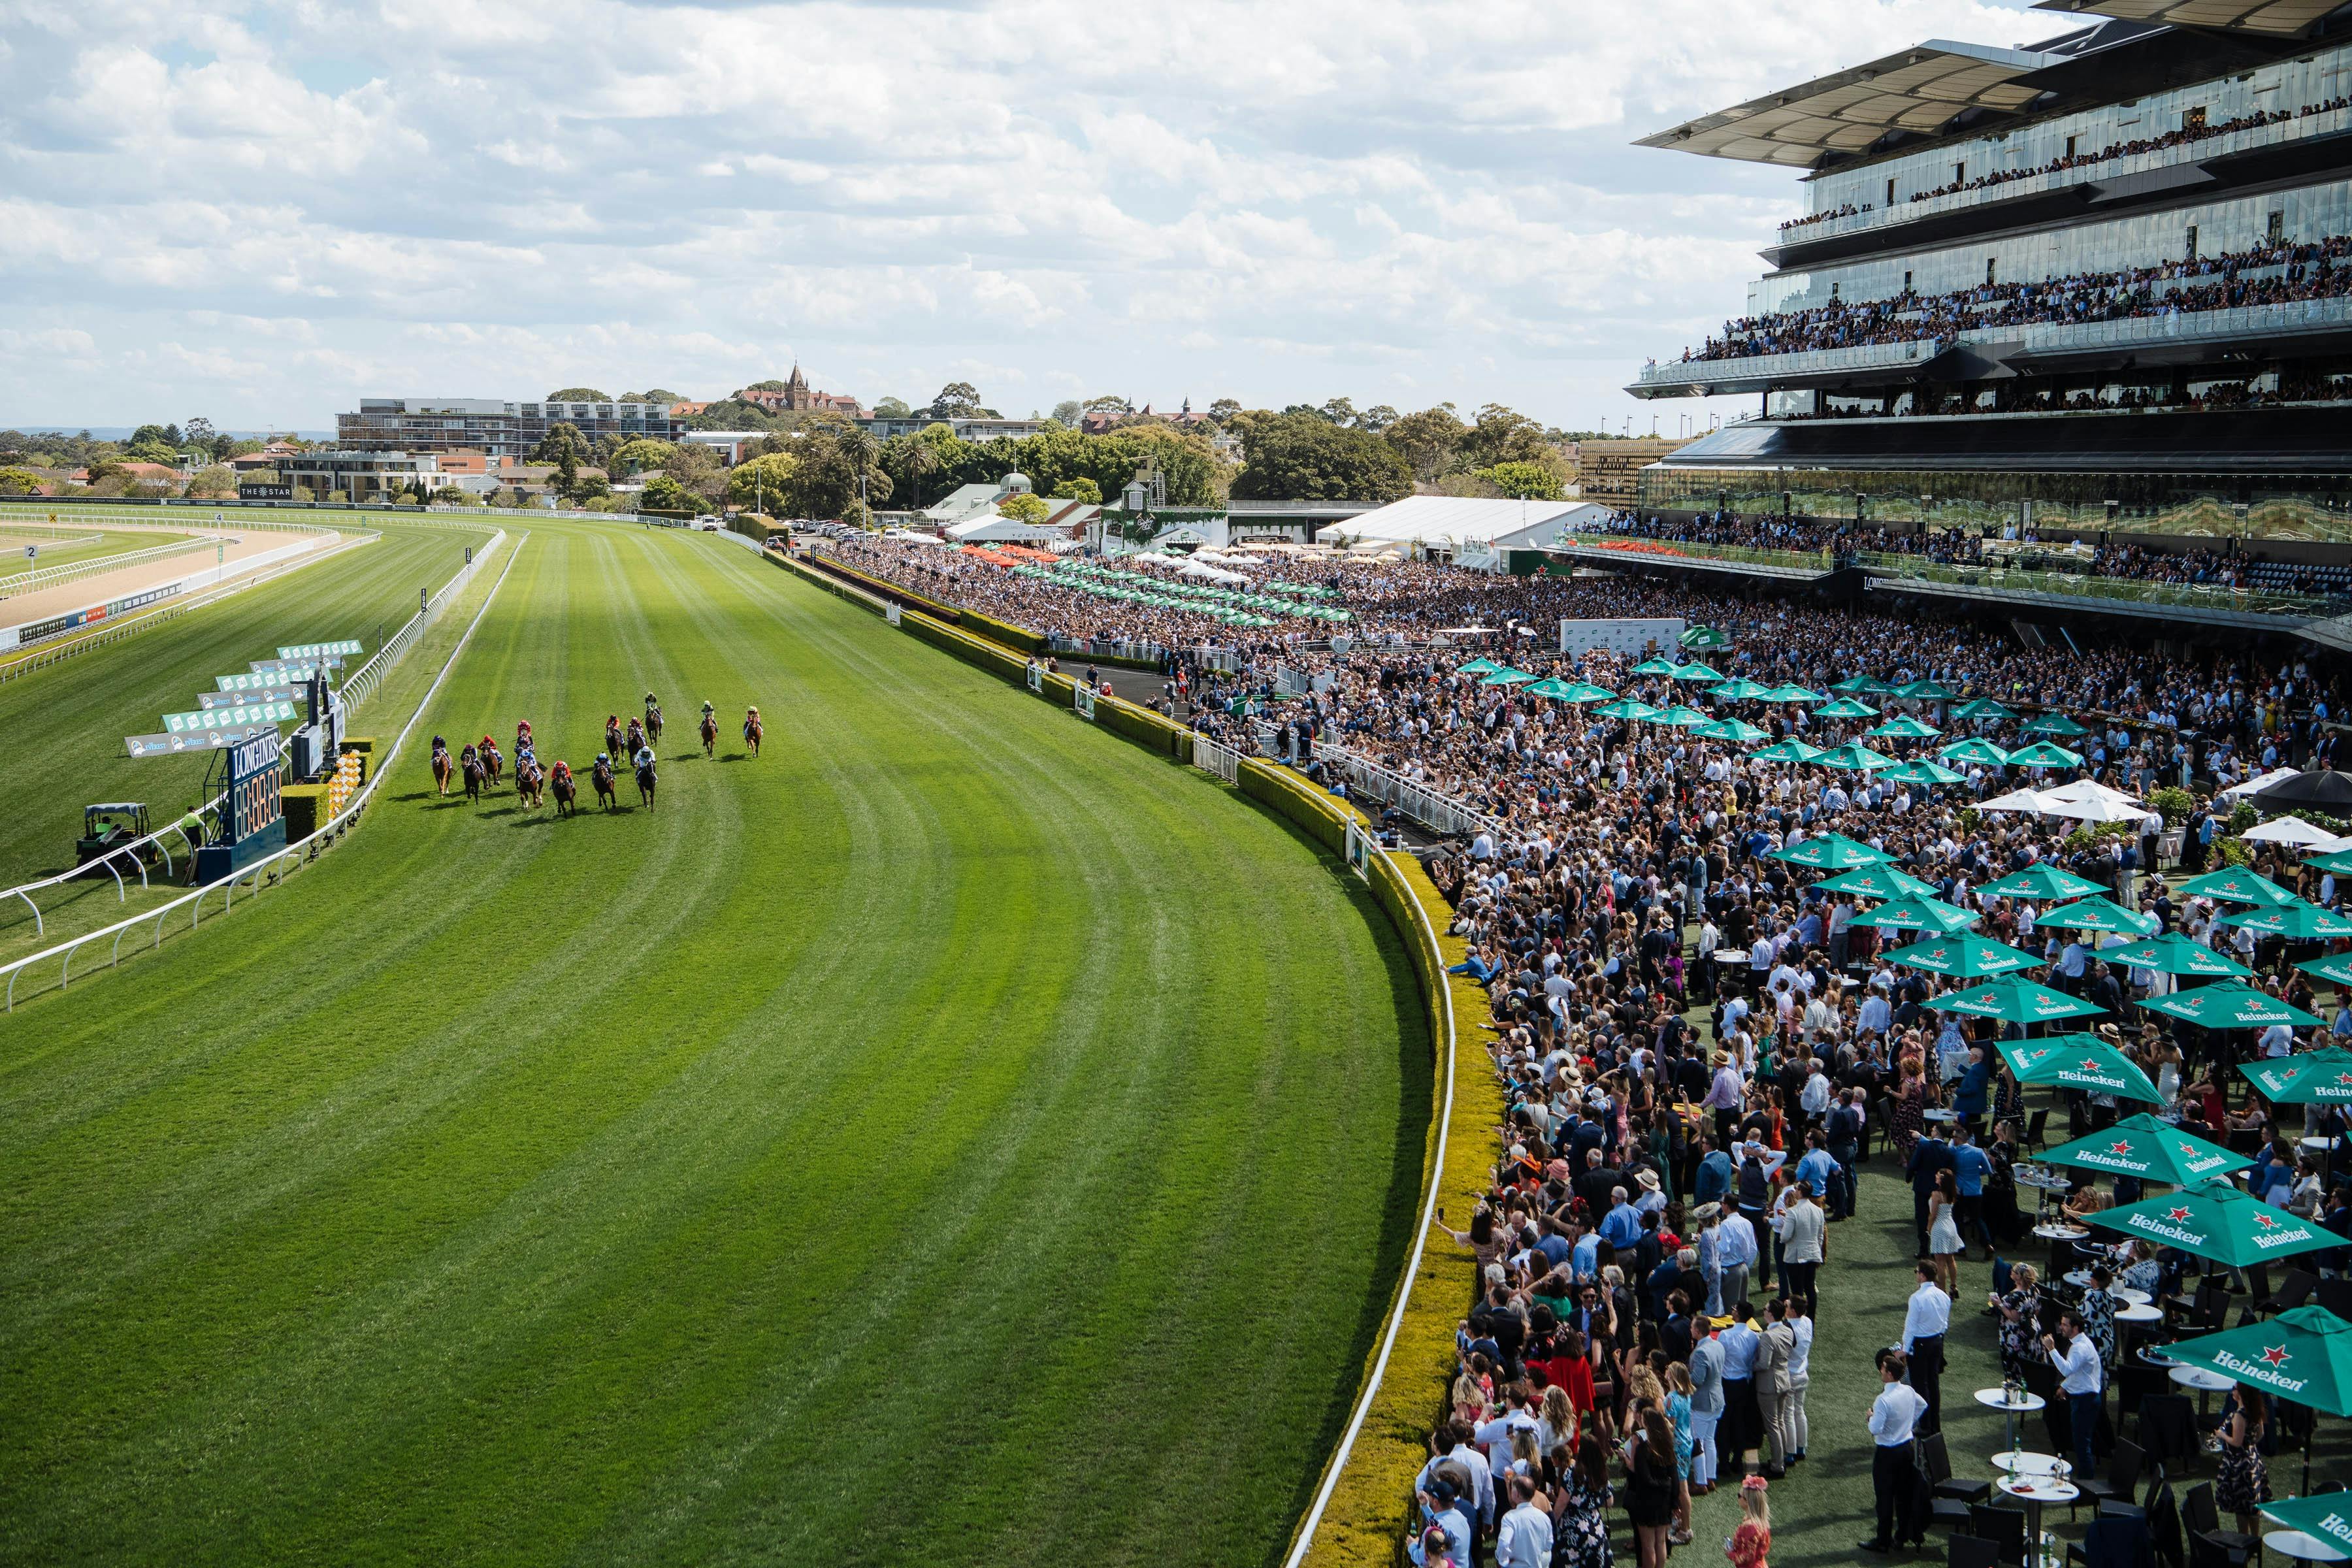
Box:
[2109, 1141, 2135, 1156]
[2335, 1073, 2352, 1086]
[2168, 1207, 2193, 1222]
[2254, 1213, 2281, 1229]
[2262, 1345, 2292, 1368]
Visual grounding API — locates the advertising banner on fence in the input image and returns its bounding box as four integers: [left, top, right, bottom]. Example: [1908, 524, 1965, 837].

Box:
[1074, 683, 1096, 721]
[125, 723, 275, 757]
[277, 641, 361, 659]
[1560, 617, 1686, 657]
[165, 700, 295, 734]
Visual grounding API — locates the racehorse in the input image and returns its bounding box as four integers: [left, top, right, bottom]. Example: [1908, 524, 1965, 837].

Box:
[479, 736, 505, 787]
[634, 748, 657, 811]
[743, 706, 762, 757]
[605, 714, 625, 760]
[644, 694, 664, 748]
[625, 717, 646, 760]
[700, 711, 718, 758]
[591, 755, 617, 811]
[515, 757, 544, 809]
[460, 743, 484, 804]
[431, 737, 454, 796]
[550, 759, 577, 818]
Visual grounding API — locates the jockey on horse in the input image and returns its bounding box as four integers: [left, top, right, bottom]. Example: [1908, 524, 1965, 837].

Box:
[699, 700, 717, 758]
[742, 706, 762, 757]
[459, 742, 484, 802]
[605, 713, 625, 760]
[633, 742, 658, 810]
[431, 734, 453, 795]
[644, 693, 664, 747]
[478, 733, 504, 785]
[625, 715, 646, 760]
[515, 719, 534, 766]
[591, 752, 618, 811]
[549, 757, 576, 817]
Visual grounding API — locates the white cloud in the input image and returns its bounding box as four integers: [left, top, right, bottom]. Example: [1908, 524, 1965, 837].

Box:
[0, 0, 2036, 429]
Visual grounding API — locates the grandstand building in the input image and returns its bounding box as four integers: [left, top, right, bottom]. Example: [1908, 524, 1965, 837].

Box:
[1629, 2, 2352, 550]
[336, 397, 682, 459]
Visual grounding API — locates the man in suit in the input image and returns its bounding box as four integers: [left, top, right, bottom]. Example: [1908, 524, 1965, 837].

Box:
[1906, 1128, 1955, 1258]
[1756, 1296, 1798, 1478]
[1776, 1181, 1826, 1317]
[1825, 1090, 1863, 1218]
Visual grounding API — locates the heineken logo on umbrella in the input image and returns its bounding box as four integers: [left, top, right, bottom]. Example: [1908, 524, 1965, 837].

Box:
[2262, 1344, 2293, 1368]
[2255, 1212, 2282, 1230]
[2174, 1142, 2231, 1175]
[2168, 1207, 2194, 1222]
[2213, 1348, 2310, 1391]
[2127, 1211, 2210, 1247]
[2109, 1140, 2134, 1156]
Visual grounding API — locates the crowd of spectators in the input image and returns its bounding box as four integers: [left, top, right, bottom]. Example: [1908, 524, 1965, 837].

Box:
[1778, 94, 2352, 235]
[1684, 233, 2352, 363]
[832, 531, 2352, 1563]
[1781, 371, 2352, 420]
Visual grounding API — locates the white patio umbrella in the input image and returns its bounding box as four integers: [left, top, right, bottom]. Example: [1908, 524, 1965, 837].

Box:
[2040, 793, 2151, 824]
[1981, 787, 2057, 813]
[2041, 778, 2142, 809]
[2221, 766, 2303, 804]
[2242, 815, 2352, 850]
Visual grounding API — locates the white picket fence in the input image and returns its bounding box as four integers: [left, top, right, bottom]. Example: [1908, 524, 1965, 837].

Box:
[0, 532, 528, 1011]
[1191, 732, 1243, 782]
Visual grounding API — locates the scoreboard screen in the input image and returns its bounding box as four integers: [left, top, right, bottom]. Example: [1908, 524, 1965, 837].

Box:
[193, 730, 288, 881]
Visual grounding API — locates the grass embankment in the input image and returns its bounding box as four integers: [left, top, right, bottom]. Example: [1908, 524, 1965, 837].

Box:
[0, 521, 498, 966]
[0, 521, 1429, 1568]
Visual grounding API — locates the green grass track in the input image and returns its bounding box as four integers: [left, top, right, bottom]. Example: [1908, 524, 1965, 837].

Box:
[0, 521, 1430, 1567]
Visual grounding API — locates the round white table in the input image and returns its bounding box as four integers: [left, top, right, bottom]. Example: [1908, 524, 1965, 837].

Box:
[1976, 1386, 2047, 1454]
[1925, 1109, 1959, 1123]
[2268, 1529, 2351, 1568]
[2302, 1137, 2342, 1152]
[2117, 1302, 2164, 1324]
[2036, 1224, 2091, 1240]
[2065, 1269, 2094, 1288]
[2117, 1287, 2152, 1305]
[2000, 1473, 2080, 1568]
[1993, 1451, 2074, 1478]
[2171, 1363, 2235, 1421]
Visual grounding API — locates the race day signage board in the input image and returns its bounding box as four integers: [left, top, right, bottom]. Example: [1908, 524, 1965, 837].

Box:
[196, 687, 299, 710]
[1560, 617, 1686, 658]
[218, 666, 329, 693]
[247, 656, 343, 675]
[165, 700, 295, 734]
[276, 641, 361, 659]
[124, 724, 275, 758]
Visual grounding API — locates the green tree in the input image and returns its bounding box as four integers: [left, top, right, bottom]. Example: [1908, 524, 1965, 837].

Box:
[1207, 398, 1243, 423]
[664, 440, 726, 504]
[186, 464, 238, 498]
[608, 438, 674, 478]
[544, 387, 610, 402]
[872, 396, 912, 419]
[926, 381, 987, 418]
[1049, 399, 1083, 425]
[640, 474, 708, 514]
[1383, 404, 1465, 483]
[1231, 413, 1412, 502]
[1050, 476, 1101, 504]
[123, 423, 178, 463]
[529, 421, 587, 465]
[618, 389, 681, 405]
[725, 453, 798, 511]
[431, 486, 477, 505]
[1456, 403, 1550, 470]
[784, 422, 891, 519]
[1475, 461, 1564, 499]
[998, 491, 1051, 524]
[0, 466, 41, 495]
[1317, 397, 1358, 426]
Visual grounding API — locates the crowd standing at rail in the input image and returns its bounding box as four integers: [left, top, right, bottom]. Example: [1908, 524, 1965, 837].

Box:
[834, 531, 2352, 1565]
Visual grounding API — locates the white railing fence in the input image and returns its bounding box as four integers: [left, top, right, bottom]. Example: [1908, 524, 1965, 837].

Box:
[0, 536, 220, 600]
[1315, 741, 1504, 840]
[0, 531, 526, 1010]
[1191, 732, 1243, 782]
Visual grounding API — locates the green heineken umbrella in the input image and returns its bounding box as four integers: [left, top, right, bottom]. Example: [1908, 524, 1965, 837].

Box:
[2219, 900, 2352, 941]
[1813, 697, 1880, 719]
[2023, 712, 2092, 738]
[2100, 931, 2253, 979]
[1480, 666, 1538, 686]
[1709, 678, 1771, 701]
[1559, 681, 1617, 703]
[2306, 847, 2352, 874]
[1814, 742, 1898, 771]
[1769, 832, 1889, 870]
[1868, 715, 1944, 740]
[1886, 932, 2043, 978]
[1680, 625, 1735, 649]
[1997, 1035, 2163, 1102]
[1880, 760, 1968, 787]
[1833, 675, 1895, 695]
[1457, 659, 1502, 675]
[2089, 1184, 2339, 1269]
[2295, 951, 2352, 988]
[1982, 863, 2106, 901]
[1895, 678, 1958, 700]
[2259, 1493, 2352, 1556]
[2240, 1046, 2352, 1104]
[1940, 738, 2012, 766]
[1936, 975, 2106, 1024]
[1815, 864, 1938, 899]
[1759, 684, 1824, 703]
[1629, 657, 1680, 676]
[2183, 1307, 2352, 1492]
[1651, 704, 1712, 727]
[2008, 740, 2085, 767]
[1524, 678, 1582, 700]
[2034, 894, 2158, 936]
[2144, 983, 2324, 1030]
[1950, 698, 2014, 720]
[1852, 895, 1980, 933]
[1595, 698, 1663, 720]
[2041, 1113, 2248, 1185]
[1691, 717, 1771, 743]
[1669, 662, 1725, 683]
[1748, 738, 1824, 764]
[2178, 868, 2300, 907]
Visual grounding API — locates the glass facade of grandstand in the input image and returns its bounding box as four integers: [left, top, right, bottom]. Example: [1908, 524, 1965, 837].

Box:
[336, 398, 682, 458]
[1633, 18, 2352, 546]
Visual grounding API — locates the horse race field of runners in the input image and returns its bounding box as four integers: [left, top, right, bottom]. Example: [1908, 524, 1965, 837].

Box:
[0, 513, 1428, 1568]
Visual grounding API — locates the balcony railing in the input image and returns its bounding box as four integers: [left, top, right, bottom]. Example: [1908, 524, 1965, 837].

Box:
[1635, 338, 1938, 391]
[1556, 533, 1834, 572]
[1781, 105, 2352, 247]
[1864, 555, 2336, 615]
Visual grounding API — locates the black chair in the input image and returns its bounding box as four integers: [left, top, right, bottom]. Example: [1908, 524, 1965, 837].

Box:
[2075, 1438, 2145, 1519]
[2146, 1482, 2185, 1568]
[2257, 1268, 2315, 1318]
[1927, 1431, 1994, 1507]
[2027, 1107, 2050, 1152]
[1955, 1537, 2006, 1568]
[2138, 1394, 2198, 1476]
[2067, 1516, 2156, 1568]
[1974, 1503, 2031, 1568]
[2183, 1482, 2257, 1567]
[2315, 1277, 2352, 1323]
[2116, 1362, 2167, 1425]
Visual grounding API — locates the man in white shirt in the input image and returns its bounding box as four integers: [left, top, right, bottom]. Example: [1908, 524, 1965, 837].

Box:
[2044, 1309, 2104, 1480]
[1785, 1305, 1816, 1461]
[1863, 1350, 1931, 1552]
[1900, 1263, 1952, 1432]
[1718, 1208, 1757, 1316]
[1495, 1473, 1554, 1568]
[1413, 1419, 1493, 1535]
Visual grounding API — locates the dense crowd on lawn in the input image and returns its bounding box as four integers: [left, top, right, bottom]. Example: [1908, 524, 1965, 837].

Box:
[1682, 235, 2352, 363]
[1778, 95, 2352, 234]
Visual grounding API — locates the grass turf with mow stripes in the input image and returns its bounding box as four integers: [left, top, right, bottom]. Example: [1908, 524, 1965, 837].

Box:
[0, 521, 1429, 1568]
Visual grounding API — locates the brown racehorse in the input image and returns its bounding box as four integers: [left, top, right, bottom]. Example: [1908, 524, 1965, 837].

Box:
[605, 715, 625, 760]
[592, 757, 617, 811]
[743, 708, 762, 757]
[700, 712, 717, 758]
[550, 761, 577, 818]
[516, 758, 544, 808]
[634, 754, 657, 811]
[625, 717, 645, 759]
[433, 745, 454, 796]
[480, 740, 504, 787]
[461, 745, 484, 803]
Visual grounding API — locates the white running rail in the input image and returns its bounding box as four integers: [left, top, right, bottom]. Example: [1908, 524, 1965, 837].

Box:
[1190, 732, 1243, 782]
[0, 531, 525, 1010]
[0, 536, 220, 600]
[338, 529, 506, 710]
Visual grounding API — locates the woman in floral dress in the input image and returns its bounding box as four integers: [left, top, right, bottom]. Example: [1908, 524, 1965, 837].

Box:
[1893, 1056, 1931, 1160]
[1552, 1433, 1616, 1568]
[2216, 1390, 2274, 1535]
[1991, 1263, 2043, 1381]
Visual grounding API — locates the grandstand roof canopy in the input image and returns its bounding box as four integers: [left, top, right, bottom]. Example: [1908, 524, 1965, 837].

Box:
[2032, 0, 2345, 34]
[1316, 497, 1605, 550]
[1637, 41, 2065, 167]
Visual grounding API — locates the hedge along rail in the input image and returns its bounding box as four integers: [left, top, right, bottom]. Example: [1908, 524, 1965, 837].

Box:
[0, 531, 525, 1011]
[760, 541, 1482, 1567]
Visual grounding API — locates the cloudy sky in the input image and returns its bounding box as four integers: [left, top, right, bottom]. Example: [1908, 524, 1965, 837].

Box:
[0, 0, 2039, 434]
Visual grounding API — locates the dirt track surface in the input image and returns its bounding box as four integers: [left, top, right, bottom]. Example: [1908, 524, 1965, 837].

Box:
[0, 528, 336, 627]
